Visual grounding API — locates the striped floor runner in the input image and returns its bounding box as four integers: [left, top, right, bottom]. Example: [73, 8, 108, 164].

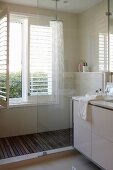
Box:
[0, 129, 72, 159]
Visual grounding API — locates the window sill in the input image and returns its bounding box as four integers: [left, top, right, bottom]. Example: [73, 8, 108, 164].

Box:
[9, 100, 58, 108]
[0, 96, 58, 109]
[9, 98, 37, 107]
[0, 102, 37, 109]
[9, 102, 38, 108]
[9, 101, 56, 108]
[0, 101, 57, 109]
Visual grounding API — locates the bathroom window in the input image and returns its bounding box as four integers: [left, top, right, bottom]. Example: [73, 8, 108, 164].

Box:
[9, 22, 22, 99]
[0, 13, 55, 106]
[99, 33, 108, 72]
[109, 34, 113, 72]
[9, 17, 53, 105]
[99, 33, 113, 72]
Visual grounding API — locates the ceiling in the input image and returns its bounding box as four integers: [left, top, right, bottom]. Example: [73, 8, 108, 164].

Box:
[0, 0, 103, 13]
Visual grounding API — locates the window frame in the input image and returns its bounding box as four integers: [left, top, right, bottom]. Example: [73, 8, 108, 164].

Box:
[9, 14, 58, 106]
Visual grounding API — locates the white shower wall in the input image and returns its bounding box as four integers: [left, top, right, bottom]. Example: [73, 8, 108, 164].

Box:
[74, 72, 104, 96]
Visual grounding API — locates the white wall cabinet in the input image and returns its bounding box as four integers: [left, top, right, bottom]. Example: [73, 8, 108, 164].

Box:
[73, 100, 113, 170]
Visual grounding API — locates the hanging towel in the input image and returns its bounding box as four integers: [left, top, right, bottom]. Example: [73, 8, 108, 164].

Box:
[78, 94, 104, 120]
[78, 96, 89, 120]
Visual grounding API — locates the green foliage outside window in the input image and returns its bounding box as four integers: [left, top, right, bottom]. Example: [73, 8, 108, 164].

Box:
[9, 72, 22, 98]
[0, 72, 48, 98]
[0, 72, 22, 98]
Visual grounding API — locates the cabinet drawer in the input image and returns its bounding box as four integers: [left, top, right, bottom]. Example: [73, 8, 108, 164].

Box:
[92, 133, 113, 170]
[92, 106, 113, 142]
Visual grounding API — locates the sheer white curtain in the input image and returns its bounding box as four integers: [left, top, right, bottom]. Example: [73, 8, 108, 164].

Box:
[50, 20, 64, 104]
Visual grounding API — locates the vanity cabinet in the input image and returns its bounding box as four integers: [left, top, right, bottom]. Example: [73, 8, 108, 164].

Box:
[73, 100, 92, 159]
[92, 106, 113, 170]
[73, 100, 113, 170]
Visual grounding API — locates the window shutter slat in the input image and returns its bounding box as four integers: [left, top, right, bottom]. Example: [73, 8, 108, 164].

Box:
[29, 25, 52, 95]
[99, 33, 108, 72]
[0, 10, 9, 107]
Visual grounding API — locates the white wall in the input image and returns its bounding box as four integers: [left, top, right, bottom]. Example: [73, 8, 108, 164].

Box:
[0, 106, 37, 137]
[78, 0, 108, 72]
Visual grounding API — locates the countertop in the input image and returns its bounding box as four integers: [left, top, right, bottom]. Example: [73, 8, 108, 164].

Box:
[90, 100, 113, 110]
[72, 95, 113, 110]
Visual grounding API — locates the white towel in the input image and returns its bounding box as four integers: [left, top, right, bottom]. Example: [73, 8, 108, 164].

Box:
[78, 96, 89, 120]
[78, 94, 104, 120]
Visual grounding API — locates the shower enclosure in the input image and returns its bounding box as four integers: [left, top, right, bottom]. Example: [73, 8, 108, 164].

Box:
[0, 9, 74, 163]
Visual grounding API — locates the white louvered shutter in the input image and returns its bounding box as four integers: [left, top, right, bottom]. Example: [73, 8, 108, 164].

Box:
[109, 34, 113, 72]
[29, 25, 52, 96]
[99, 33, 108, 72]
[0, 10, 9, 107]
